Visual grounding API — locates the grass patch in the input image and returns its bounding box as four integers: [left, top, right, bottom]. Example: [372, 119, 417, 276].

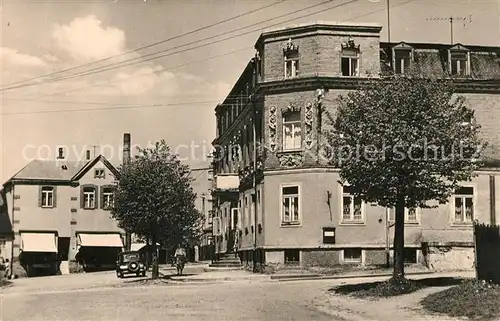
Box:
[331, 276, 463, 299]
[421, 279, 500, 321]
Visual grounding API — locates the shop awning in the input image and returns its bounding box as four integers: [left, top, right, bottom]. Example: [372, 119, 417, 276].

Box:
[130, 243, 146, 251]
[20, 233, 57, 253]
[130, 242, 161, 251]
[78, 233, 124, 248]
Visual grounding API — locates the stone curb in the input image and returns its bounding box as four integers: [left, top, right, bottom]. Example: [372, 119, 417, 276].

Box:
[271, 270, 435, 281]
[166, 270, 435, 283]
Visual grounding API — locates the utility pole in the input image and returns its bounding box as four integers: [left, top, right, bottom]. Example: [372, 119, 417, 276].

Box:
[386, 0, 391, 42]
[426, 15, 472, 45]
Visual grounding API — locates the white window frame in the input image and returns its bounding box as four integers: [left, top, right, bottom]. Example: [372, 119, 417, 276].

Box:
[83, 188, 96, 209]
[284, 52, 299, 79]
[340, 185, 365, 224]
[451, 185, 475, 225]
[393, 48, 412, 75]
[102, 189, 114, 209]
[341, 49, 360, 77]
[41, 186, 54, 208]
[341, 248, 364, 264]
[449, 50, 470, 77]
[388, 207, 420, 224]
[282, 111, 302, 151]
[280, 183, 301, 226]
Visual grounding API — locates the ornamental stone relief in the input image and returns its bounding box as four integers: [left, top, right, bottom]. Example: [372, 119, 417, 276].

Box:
[269, 105, 277, 152]
[304, 102, 313, 149]
[281, 103, 301, 115]
[277, 152, 303, 168]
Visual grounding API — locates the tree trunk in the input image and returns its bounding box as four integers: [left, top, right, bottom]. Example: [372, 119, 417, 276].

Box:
[393, 196, 406, 280]
[151, 234, 159, 279]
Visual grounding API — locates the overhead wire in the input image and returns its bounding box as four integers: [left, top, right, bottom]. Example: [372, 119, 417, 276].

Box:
[0, 0, 287, 90]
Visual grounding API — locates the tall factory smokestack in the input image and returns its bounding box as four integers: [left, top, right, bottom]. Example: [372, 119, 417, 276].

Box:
[123, 133, 132, 251]
[123, 133, 131, 166]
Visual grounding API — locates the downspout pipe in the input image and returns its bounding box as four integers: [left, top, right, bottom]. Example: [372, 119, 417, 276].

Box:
[490, 175, 496, 226]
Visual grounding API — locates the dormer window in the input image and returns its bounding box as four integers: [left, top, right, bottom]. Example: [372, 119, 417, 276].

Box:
[341, 37, 360, 77]
[283, 39, 299, 79]
[449, 45, 470, 77]
[391, 43, 413, 75]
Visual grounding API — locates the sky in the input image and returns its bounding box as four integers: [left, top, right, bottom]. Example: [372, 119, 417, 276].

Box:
[1, 0, 499, 184]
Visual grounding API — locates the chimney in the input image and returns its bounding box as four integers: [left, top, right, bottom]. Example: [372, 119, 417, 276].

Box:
[57, 147, 65, 159]
[123, 133, 131, 166]
[86, 150, 91, 161]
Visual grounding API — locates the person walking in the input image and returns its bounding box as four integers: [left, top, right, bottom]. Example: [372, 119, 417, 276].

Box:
[174, 244, 187, 276]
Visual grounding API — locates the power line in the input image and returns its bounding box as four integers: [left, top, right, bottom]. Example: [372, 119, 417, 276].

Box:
[1, 100, 221, 116]
[34, 47, 253, 99]
[22, 0, 361, 99]
[0, 0, 287, 90]
[1, 0, 346, 93]
[1, 0, 416, 115]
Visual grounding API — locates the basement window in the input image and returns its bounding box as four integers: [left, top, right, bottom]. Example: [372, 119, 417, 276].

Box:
[404, 248, 418, 263]
[343, 248, 362, 263]
[284, 249, 300, 264]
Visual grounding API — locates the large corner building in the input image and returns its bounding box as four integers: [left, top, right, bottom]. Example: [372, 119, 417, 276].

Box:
[210, 21, 500, 271]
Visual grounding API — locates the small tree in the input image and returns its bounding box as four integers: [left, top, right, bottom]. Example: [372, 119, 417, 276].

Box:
[324, 77, 486, 281]
[112, 140, 203, 279]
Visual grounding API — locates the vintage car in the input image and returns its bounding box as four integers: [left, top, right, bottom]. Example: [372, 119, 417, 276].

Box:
[115, 251, 147, 278]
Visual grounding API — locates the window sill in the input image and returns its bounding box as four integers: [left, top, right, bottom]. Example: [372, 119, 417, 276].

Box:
[340, 221, 365, 226]
[280, 222, 302, 228]
[278, 149, 303, 154]
[82, 208, 97, 211]
[40, 206, 54, 209]
[451, 222, 473, 227]
[388, 221, 420, 226]
[342, 260, 362, 264]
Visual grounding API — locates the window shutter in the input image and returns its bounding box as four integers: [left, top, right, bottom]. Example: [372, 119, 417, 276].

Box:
[80, 185, 84, 208]
[100, 186, 104, 209]
[38, 186, 43, 207]
[93, 185, 98, 209]
[53, 186, 57, 208]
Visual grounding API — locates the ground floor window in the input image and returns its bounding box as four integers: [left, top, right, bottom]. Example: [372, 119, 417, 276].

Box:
[343, 248, 362, 263]
[404, 248, 418, 264]
[284, 249, 300, 264]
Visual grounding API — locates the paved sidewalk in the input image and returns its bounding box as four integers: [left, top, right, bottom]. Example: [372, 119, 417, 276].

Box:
[169, 270, 270, 283]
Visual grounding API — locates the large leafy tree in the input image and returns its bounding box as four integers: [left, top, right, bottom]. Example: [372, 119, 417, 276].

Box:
[324, 77, 486, 281]
[112, 140, 203, 279]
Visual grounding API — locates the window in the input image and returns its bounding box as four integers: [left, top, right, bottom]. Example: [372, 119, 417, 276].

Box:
[388, 207, 420, 223]
[284, 249, 300, 264]
[341, 186, 363, 223]
[394, 49, 412, 74]
[404, 248, 418, 264]
[284, 51, 299, 79]
[282, 185, 300, 225]
[102, 187, 114, 210]
[40, 186, 54, 208]
[341, 48, 360, 77]
[450, 51, 469, 76]
[94, 169, 105, 179]
[282, 111, 302, 150]
[82, 186, 96, 209]
[453, 186, 474, 223]
[343, 248, 362, 263]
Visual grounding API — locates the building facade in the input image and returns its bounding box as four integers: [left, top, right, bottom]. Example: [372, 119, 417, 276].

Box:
[1, 150, 124, 277]
[211, 21, 500, 271]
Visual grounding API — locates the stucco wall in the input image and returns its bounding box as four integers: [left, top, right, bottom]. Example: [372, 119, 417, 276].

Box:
[427, 246, 475, 271]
